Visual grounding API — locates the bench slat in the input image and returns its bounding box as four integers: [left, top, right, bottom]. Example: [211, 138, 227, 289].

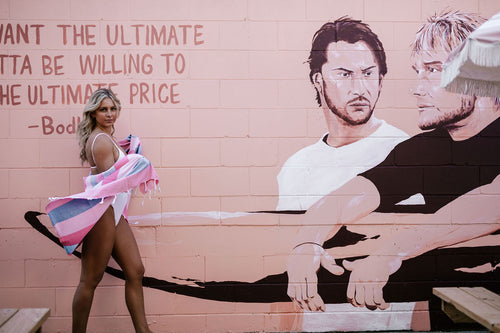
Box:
[0, 309, 18, 328]
[433, 287, 500, 333]
[0, 308, 50, 333]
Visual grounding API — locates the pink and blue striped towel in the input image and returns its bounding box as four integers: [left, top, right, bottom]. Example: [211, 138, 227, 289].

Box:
[46, 135, 159, 254]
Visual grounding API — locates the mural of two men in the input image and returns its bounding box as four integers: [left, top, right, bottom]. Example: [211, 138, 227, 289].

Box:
[286, 10, 500, 314]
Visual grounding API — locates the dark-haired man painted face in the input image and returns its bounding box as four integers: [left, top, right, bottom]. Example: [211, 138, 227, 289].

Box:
[277, 20, 408, 212]
[313, 41, 382, 130]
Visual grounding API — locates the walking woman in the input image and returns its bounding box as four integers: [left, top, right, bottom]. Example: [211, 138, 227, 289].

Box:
[46, 88, 158, 333]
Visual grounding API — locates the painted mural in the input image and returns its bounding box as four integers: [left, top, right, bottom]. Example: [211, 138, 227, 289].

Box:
[1, 1, 499, 332]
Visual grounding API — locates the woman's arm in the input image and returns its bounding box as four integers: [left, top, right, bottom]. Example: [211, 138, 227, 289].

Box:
[90, 135, 116, 173]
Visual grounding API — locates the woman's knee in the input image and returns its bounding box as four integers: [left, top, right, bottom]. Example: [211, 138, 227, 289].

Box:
[125, 261, 145, 282]
[80, 271, 105, 290]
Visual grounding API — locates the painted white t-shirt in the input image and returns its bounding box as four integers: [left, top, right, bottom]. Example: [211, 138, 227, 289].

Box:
[277, 120, 409, 210]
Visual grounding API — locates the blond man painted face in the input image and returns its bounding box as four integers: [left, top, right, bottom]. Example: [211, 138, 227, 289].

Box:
[412, 49, 476, 131]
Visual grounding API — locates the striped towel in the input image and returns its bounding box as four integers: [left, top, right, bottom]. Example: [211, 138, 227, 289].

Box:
[119, 134, 142, 155]
[46, 135, 159, 254]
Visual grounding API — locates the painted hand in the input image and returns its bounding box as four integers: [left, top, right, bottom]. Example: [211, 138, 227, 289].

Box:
[287, 244, 344, 312]
[343, 256, 402, 310]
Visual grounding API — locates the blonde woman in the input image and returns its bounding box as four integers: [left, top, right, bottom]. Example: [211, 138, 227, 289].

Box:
[47, 88, 157, 333]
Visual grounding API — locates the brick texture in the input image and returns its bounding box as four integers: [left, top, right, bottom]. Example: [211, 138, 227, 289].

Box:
[2, 1, 499, 332]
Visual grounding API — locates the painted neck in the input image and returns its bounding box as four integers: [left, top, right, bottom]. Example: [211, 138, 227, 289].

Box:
[324, 113, 382, 148]
[447, 100, 500, 141]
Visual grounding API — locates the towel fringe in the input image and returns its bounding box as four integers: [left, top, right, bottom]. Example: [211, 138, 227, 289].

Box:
[442, 39, 500, 98]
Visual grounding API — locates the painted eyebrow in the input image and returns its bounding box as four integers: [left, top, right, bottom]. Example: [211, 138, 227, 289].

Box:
[333, 67, 353, 72]
[362, 65, 376, 71]
[423, 61, 442, 66]
[332, 66, 376, 72]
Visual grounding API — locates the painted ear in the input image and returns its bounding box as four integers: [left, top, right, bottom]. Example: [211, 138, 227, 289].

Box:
[312, 72, 323, 92]
[461, 95, 477, 111]
[378, 75, 384, 87]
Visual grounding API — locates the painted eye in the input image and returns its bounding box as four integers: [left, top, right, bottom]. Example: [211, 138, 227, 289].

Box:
[427, 66, 441, 73]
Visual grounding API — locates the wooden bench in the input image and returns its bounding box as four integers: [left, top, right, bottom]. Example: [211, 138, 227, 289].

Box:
[433, 287, 500, 333]
[0, 308, 50, 333]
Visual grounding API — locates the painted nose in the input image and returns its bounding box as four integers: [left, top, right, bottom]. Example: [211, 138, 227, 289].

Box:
[411, 68, 431, 96]
[351, 77, 367, 97]
[412, 78, 427, 96]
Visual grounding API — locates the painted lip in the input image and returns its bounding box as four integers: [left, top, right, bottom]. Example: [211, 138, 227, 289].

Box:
[348, 102, 369, 107]
[417, 104, 434, 111]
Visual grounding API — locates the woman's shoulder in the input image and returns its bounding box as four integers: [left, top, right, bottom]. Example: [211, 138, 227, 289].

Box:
[88, 131, 112, 143]
[86, 132, 115, 153]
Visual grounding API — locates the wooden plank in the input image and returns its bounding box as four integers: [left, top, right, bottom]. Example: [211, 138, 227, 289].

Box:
[0, 308, 50, 333]
[433, 287, 500, 333]
[462, 287, 500, 311]
[0, 309, 18, 328]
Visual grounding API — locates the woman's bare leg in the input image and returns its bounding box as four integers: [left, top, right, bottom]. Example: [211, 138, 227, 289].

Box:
[112, 217, 152, 333]
[72, 208, 116, 333]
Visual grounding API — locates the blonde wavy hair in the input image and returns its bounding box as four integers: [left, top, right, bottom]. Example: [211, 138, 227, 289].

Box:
[411, 11, 500, 105]
[411, 10, 484, 55]
[77, 88, 121, 163]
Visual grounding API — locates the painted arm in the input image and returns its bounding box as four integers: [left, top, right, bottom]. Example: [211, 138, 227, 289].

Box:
[286, 175, 381, 311]
[344, 175, 500, 310]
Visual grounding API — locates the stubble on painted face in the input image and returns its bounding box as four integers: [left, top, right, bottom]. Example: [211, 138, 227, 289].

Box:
[412, 50, 475, 131]
[324, 84, 376, 126]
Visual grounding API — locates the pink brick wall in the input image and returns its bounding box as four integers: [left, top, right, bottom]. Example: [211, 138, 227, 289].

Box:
[1, 0, 499, 332]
